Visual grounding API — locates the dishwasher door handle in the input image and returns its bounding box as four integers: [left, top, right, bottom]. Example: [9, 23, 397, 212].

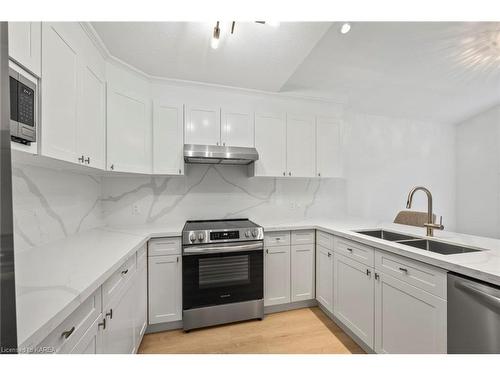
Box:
[456, 280, 500, 311]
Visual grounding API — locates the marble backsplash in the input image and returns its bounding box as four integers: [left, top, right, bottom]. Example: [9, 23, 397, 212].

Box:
[11, 162, 105, 252]
[101, 165, 347, 227]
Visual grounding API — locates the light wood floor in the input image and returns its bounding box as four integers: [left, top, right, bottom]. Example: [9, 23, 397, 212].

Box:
[138, 307, 365, 354]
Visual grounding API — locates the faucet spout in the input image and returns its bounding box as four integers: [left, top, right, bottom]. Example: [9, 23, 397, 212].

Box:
[405, 186, 443, 237]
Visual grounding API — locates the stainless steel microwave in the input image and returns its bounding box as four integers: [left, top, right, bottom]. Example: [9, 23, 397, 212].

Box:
[9, 66, 37, 145]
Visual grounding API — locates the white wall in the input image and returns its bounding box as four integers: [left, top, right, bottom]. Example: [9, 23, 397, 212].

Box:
[456, 105, 500, 238]
[344, 112, 456, 229]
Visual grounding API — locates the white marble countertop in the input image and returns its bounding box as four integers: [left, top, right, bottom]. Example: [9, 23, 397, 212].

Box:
[15, 217, 500, 349]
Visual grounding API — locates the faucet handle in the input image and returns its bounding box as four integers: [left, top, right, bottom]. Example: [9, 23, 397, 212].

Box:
[438, 215, 444, 230]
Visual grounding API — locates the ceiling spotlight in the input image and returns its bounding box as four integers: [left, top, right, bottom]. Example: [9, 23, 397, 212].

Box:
[340, 22, 351, 34]
[211, 21, 220, 49]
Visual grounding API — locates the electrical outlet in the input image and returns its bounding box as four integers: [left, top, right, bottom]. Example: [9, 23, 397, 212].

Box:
[132, 204, 141, 216]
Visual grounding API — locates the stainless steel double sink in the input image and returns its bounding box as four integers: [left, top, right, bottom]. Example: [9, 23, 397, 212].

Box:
[355, 229, 483, 255]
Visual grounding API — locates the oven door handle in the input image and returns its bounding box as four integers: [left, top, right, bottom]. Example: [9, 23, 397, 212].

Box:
[183, 242, 263, 255]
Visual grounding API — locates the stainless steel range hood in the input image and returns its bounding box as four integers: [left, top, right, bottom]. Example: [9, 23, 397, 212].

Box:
[184, 144, 259, 165]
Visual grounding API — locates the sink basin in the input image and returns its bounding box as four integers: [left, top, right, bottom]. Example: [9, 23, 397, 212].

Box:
[356, 229, 418, 242]
[398, 239, 482, 255]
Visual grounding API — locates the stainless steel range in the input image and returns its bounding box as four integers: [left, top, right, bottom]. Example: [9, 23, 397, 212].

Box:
[182, 219, 264, 331]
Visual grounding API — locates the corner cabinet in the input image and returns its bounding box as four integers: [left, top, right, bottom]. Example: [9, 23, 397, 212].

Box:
[107, 85, 152, 173]
[8, 22, 41, 76]
[153, 101, 184, 175]
[316, 117, 343, 178]
[253, 113, 287, 177]
[286, 114, 316, 178]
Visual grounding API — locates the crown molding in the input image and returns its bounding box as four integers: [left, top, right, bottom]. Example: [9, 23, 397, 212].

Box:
[80, 22, 346, 106]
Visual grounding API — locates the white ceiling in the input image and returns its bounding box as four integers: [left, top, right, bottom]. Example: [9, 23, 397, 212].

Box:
[92, 22, 500, 123]
[91, 21, 332, 92]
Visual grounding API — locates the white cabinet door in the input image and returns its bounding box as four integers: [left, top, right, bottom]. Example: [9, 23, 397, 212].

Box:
[254, 113, 286, 177]
[8, 22, 41, 76]
[333, 254, 374, 349]
[70, 315, 103, 354]
[286, 114, 316, 177]
[221, 108, 254, 147]
[316, 117, 343, 178]
[291, 244, 315, 302]
[375, 272, 447, 354]
[101, 281, 136, 354]
[41, 23, 79, 164]
[148, 255, 182, 324]
[107, 85, 152, 173]
[184, 105, 220, 145]
[77, 63, 106, 169]
[153, 101, 184, 175]
[316, 244, 333, 313]
[264, 246, 291, 306]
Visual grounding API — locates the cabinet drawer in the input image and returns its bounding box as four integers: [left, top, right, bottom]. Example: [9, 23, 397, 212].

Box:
[375, 250, 447, 299]
[148, 237, 181, 256]
[334, 237, 374, 266]
[265, 231, 291, 246]
[39, 288, 102, 354]
[316, 230, 334, 250]
[291, 230, 315, 245]
[102, 253, 136, 308]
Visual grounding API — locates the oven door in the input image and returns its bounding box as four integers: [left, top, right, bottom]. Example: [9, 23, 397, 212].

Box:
[182, 241, 263, 310]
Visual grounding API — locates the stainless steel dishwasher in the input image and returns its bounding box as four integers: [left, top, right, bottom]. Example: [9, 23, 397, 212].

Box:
[448, 273, 500, 353]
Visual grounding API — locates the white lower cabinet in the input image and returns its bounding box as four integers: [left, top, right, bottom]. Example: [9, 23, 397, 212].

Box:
[264, 245, 291, 306]
[291, 244, 315, 302]
[134, 250, 148, 343]
[70, 315, 103, 354]
[374, 271, 447, 354]
[148, 250, 182, 324]
[315, 244, 333, 313]
[333, 253, 374, 349]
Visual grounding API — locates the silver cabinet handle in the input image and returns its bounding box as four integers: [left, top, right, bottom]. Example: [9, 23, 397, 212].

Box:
[366, 269, 371, 276]
[179, 169, 182, 174]
[283, 172, 286, 176]
[375, 273, 380, 280]
[98, 318, 106, 330]
[78, 155, 84, 163]
[84, 156, 90, 164]
[176, 256, 179, 263]
[347, 248, 353, 252]
[289, 172, 292, 176]
[105, 309, 113, 320]
[399, 267, 408, 273]
[266, 249, 269, 254]
[318, 172, 321, 177]
[121, 269, 129, 275]
[328, 252, 331, 257]
[61, 326, 75, 339]
[110, 164, 114, 170]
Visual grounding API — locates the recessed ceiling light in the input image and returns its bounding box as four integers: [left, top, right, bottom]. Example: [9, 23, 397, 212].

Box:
[340, 23, 351, 34]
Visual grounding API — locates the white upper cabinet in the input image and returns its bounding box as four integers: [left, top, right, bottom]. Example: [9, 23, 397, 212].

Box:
[8, 22, 41, 76]
[221, 108, 254, 147]
[77, 60, 106, 170]
[253, 112, 287, 177]
[41, 22, 106, 169]
[184, 105, 220, 145]
[41, 23, 79, 164]
[316, 117, 343, 178]
[153, 101, 184, 175]
[107, 85, 152, 173]
[286, 114, 316, 178]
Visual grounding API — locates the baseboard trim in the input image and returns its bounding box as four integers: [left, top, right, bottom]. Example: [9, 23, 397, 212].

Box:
[316, 302, 375, 354]
[264, 299, 317, 314]
[146, 320, 183, 334]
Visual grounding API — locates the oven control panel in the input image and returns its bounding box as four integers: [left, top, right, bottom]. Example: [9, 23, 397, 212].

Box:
[183, 227, 264, 244]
